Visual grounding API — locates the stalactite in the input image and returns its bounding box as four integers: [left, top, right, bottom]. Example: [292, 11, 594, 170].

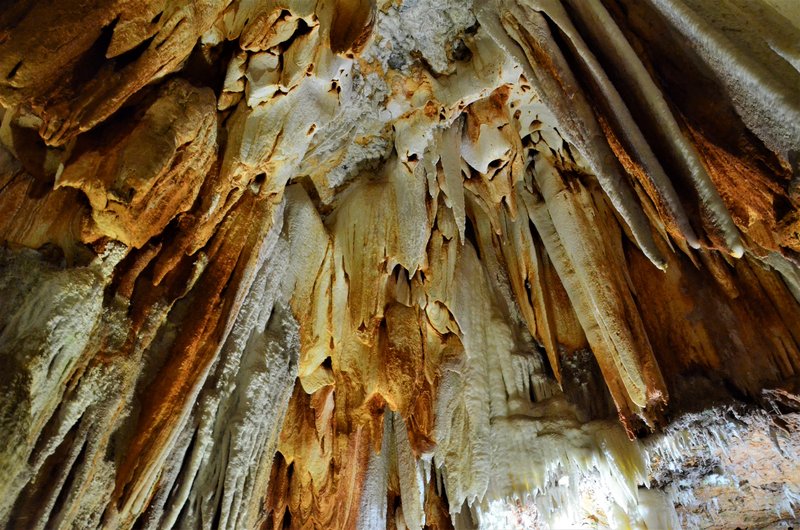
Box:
[1, 0, 800, 528]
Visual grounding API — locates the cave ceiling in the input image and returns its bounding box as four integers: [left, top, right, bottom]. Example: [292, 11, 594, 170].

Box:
[1, 0, 800, 528]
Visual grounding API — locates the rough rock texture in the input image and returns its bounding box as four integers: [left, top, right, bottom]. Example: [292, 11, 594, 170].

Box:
[1, 0, 800, 528]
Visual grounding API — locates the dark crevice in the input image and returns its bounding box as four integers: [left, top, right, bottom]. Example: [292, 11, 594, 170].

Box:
[50, 433, 89, 524]
[294, 175, 333, 217]
[321, 356, 332, 371]
[155, 17, 186, 51]
[6, 59, 22, 79]
[278, 17, 313, 54]
[68, 16, 120, 88]
[111, 33, 155, 72]
[463, 215, 480, 260]
[210, 487, 223, 530]
[182, 39, 239, 96]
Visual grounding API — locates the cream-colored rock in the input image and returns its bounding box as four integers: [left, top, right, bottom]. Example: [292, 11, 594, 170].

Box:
[1, 1, 800, 529]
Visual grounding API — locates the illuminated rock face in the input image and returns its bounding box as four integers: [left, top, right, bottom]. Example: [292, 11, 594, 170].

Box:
[1, 0, 799, 528]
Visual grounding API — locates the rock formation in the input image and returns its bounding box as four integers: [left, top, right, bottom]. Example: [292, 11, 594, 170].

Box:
[1, 0, 799, 528]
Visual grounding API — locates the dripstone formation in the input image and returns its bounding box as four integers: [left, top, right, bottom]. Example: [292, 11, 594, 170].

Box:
[1, 0, 800, 528]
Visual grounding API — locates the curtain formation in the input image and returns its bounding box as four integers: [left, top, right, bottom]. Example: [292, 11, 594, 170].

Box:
[0, 0, 799, 528]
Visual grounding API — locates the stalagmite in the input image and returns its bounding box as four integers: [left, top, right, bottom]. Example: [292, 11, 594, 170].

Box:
[1, 0, 800, 528]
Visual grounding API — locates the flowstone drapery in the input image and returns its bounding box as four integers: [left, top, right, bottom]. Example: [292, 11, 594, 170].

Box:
[1, 1, 800, 528]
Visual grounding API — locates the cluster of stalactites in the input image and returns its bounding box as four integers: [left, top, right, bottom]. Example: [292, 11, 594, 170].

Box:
[0, 0, 799, 529]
